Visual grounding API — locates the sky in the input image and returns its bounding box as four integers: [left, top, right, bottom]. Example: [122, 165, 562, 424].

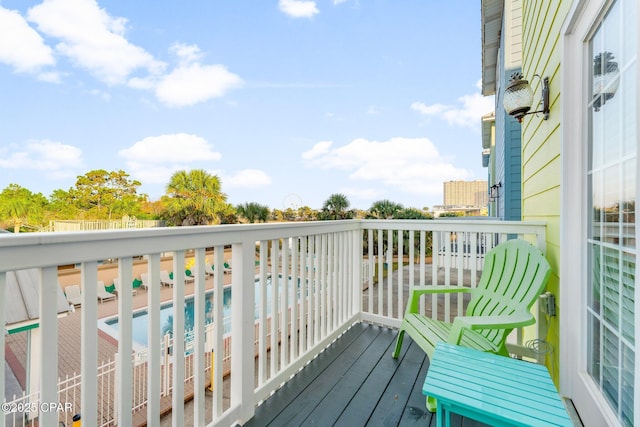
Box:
[0, 0, 494, 211]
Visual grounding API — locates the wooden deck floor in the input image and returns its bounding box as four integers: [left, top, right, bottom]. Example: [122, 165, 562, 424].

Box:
[242, 322, 487, 427]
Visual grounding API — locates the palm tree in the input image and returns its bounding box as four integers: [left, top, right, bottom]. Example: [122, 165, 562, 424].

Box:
[320, 193, 353, 220]
[163, 169, 228, 226]
[237, 202, 270, 223]
[368, 199, 404, 219]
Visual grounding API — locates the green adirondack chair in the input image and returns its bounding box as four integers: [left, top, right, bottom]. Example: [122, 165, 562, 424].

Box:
[392, 239, 551, 360]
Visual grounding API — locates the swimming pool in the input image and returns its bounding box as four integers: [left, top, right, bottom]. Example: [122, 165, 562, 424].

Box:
[101, 275, 295, 348]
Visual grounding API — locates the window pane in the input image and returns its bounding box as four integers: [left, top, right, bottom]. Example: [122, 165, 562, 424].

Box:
[602, 326, 620, 411]
[621, 344, 635, 426]
[588, 313, 601, 380]
[622, 160, 636, 248]
[603, 166, 620, 244]
[602, 248, 620, 329]
[621, 251, 635, 344]
[589, 244, 602, 314]
[590, 170, 603, 241]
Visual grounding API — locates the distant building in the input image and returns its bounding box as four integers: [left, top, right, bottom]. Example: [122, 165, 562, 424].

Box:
[443, 180, 488, 206]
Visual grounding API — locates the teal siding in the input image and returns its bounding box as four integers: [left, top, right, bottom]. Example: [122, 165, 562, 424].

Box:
[494, 63, 523, 221]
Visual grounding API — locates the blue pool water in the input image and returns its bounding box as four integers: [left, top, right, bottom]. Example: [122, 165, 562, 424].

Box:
[103, 275, 296, 347]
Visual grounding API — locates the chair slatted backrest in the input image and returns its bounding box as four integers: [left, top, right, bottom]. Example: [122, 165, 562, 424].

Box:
[466, 239, 551, 349]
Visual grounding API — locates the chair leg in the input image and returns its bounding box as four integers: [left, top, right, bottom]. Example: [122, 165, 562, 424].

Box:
[392, 329, 405, 359]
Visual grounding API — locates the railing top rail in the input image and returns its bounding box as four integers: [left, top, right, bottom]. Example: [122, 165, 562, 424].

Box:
[360, 219, 547, 232]
[0, 219, 546, 272]
[0, 220, 361, 271]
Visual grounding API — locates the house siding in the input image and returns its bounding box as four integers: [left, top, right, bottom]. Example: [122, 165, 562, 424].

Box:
[493, 0, 523, 221]
[494, 81, 523, 221]
[521, 0, 571, 385]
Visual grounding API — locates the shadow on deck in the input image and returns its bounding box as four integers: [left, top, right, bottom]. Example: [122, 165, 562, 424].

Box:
[242, 322, 488, 427]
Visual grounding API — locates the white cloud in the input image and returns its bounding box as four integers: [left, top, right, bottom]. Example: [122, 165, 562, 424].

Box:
[0, 140, 83, 178]
[279, 0, 319, 18]
[4, 2, 242, 106]
[412, 89, 495, 129]
[303, 137, 470, 195]
[27, 0, 165, 85]
[170, 42, 203, 66]
[155, 63, 244, 108]
[120, 133, 221, 163]
[223, 169, 272, 188]
[119, 133, 222, 183]
[302, 140, 333, 159]
[411, 102, 448, 116]
[0, 7, 55, 74]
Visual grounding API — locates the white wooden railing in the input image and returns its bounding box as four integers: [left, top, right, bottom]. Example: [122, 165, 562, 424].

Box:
[0, 219, 545, 427]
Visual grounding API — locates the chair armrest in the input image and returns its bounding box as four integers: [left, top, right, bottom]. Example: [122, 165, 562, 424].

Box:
[447, 311, 536, 345]
[407, 286, 472, 313]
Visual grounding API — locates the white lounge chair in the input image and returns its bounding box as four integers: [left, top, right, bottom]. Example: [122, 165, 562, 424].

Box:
[223, 261, 232, 274]
[113, 277, 137, 296]
[204, 263, 215, 276]
[97, 281, 116, 303]
[185, 270, 195, 283]
[65, 284, 82, 306]
[140, 273, 151, 290]
[160, 270, 174, 287]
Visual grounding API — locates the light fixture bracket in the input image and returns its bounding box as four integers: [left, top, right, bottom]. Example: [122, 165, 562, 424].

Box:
[503, 73, 550, 123]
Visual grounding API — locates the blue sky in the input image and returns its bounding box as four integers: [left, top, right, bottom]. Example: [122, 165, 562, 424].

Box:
[0, 0, 493, 211]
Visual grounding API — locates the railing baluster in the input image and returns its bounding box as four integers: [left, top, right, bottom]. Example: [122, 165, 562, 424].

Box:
[314, 235, 321, 343]
[299, 236, 307, 354]
[377, 229, 383, 315]
[81, 261, 99, 426]
[321, 233, 328, 336]
[457, 233, 464, 319]
[39, 266, 59, 426]
[270, 240, 279, 375]
[408, 232, 415, 319]
[420, 230, 427, 317]
[171, 251, 186, 425]
[387, 229, 393, 318]
[116, 258, 133, 426]
[146, 253, 161, 426]
[398, 231, 404, 318]
[193, 247, 206, 426]
[258, 241, 268, 384]
[213, 246, 225, 417]
[307, 236, 314, 349]
[290, 238, 299, 362]
[281, 240, 289, 367]
[232, 240, 257, 423]
[367, 229, 374, 316]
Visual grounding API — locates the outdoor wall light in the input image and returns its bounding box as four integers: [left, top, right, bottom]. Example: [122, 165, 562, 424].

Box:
[503, 72, 549, 123]
[489, 182, 501, 201]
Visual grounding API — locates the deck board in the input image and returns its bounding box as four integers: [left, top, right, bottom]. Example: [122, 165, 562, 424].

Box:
[243, 323, 489, 427]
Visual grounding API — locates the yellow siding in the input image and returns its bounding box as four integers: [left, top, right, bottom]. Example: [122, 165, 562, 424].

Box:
[521, 0, 570, 387]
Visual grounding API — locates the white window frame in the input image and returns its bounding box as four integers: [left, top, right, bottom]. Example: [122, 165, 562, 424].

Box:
[560, 1, 639, 426]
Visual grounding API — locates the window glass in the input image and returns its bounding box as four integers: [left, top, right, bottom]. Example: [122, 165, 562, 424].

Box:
[586, 1, 636, 425]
